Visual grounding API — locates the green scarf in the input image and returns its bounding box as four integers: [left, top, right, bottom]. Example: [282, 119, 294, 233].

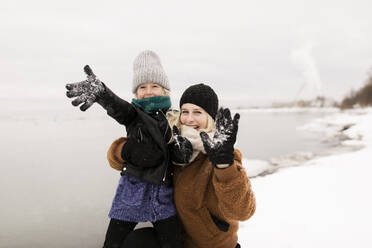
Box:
[132, 95, 171, 114]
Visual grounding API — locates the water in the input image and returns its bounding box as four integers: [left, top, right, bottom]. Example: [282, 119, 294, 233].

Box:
[0, 98, 335, 247]
[236, 110, 331, 160]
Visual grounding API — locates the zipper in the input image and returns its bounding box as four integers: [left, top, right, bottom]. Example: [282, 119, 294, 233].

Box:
[162, 164, 168, 182]
[160, 110, 170, 183]
[137, 127, 143, 142]
[160, 110, 169, 139]
[164, 122, 169, 139]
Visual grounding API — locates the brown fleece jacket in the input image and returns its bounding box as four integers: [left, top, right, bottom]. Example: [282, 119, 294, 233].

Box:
[173, 150, 255, 248]
[107, 138, 256, 248]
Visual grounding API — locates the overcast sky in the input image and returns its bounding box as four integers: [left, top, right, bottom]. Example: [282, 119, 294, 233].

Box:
[1, 0, 372, 106]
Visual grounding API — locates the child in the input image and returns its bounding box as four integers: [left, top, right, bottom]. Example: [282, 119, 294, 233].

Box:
[66, 51, 182, 248]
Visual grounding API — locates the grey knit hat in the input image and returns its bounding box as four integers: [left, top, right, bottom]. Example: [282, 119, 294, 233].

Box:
[132, 50, 170, 93]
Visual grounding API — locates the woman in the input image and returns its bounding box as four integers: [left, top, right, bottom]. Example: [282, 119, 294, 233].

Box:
[108, 83, 256, 248]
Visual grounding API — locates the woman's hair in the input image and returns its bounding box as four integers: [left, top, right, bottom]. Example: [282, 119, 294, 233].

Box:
[200, 114, 216, 133]
[167, 108, 216, 143]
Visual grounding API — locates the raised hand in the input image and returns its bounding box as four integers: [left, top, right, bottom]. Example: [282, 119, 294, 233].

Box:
[170, 126, 193, 165]
[200, 107, 240, 167]
[65, 65, 105, 111]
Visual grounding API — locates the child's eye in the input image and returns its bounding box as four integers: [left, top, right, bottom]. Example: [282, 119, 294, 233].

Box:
[152, 85, 159, 88]
[194, 111, 201, 114]
[181, 110, 189, 114]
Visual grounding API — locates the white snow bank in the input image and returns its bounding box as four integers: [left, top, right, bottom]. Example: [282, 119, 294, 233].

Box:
[242, 159, 273, 178]
[269, 151, 315, 167]
[239, 108, 372, 248]
[298, 108, 372, 146]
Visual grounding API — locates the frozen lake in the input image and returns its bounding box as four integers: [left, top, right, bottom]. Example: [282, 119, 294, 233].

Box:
[0, 98, 335, 247]
[236, 109, 332, 160]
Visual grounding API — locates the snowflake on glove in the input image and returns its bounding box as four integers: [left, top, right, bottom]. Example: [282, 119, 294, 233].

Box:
[200, 107, 240, 168]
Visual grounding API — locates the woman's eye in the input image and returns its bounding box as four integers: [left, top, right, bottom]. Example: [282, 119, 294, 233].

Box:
[194, 111, 201, 114]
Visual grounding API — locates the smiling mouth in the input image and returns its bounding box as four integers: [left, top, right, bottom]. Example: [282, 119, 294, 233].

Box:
[185, 125, 199, 130]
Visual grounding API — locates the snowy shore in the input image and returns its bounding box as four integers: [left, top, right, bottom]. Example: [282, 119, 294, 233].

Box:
[240, 108, 372, 247]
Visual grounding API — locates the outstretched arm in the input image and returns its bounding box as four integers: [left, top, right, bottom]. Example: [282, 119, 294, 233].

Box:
[66, 65, 136, 125]
[97, 85, 136, 126]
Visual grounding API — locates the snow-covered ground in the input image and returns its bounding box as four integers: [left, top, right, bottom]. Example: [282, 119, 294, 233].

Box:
[239, 108, 372, 247]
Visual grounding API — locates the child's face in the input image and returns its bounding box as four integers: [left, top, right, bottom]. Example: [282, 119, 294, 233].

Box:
[136, 83, 165, 99]
[180, 103, 208, 131]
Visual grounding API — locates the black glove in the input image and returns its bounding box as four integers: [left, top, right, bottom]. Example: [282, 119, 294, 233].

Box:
[169, 126, 193, 165]
[200, 107, 240, 167]
[66, 65, 105, 111]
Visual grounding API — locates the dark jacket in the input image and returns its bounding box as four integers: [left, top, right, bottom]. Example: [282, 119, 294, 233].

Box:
[98, 86, 172, 186]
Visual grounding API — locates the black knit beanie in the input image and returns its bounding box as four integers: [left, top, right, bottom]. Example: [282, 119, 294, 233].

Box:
[179, 83, 219, 120]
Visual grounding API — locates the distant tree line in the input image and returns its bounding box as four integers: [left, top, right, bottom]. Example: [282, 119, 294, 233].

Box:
[340, 70, 372, 109]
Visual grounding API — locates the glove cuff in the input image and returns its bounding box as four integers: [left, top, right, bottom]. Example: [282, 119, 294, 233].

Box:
[215, 164, 231, 169]
[209, 152, 234, 168]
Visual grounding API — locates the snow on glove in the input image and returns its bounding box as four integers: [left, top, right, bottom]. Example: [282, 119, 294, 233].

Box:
[200, 107, 240, 167]
[65, 65, 105, 111]
[170, 126, 193, 165]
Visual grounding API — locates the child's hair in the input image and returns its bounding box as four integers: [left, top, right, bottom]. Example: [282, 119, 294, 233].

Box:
[163, 88, 170, 96]
[167, 109, 216, 143]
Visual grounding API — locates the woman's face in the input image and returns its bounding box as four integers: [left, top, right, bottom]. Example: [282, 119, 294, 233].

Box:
[136, 83, 164, 99]
[180, 103, 208, 131]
